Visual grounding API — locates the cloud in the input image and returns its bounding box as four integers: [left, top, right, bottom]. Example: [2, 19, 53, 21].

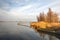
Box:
[33, 1, 60, 14]
[10, 4, 32, 16]
[9, 4, 36, 21]
[0, 9, 18, 21]
[0, 0, 60, 21]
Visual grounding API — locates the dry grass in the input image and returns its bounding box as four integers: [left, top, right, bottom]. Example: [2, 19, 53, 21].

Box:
[30, 21, 60, 29]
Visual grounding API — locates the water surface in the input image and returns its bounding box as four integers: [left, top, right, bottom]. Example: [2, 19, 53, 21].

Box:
[0, 21, 59, 40]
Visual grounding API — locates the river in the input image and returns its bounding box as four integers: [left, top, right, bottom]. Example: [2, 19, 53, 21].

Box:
[0, 21, 59, 40]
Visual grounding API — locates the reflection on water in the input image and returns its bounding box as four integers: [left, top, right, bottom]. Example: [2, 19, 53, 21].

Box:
[0, 21, 59, 40]
[32, 27, 60, 40]
[37, 31, 59, 40]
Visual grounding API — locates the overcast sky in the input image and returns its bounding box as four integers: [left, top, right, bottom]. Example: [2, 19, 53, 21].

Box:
[0, 0, 60, 21]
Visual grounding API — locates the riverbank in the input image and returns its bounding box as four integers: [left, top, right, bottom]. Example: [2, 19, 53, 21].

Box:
[30, 21, 60, 29]
[30, 21, 60, 39]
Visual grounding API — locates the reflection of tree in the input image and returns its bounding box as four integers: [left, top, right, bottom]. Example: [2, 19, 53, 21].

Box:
[39, 32, 45, 39]
[49, 35, 54, 40]
[33, 28, 45, 40]
[49, 35, 58, 40]
[32, 27, 59, 40]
